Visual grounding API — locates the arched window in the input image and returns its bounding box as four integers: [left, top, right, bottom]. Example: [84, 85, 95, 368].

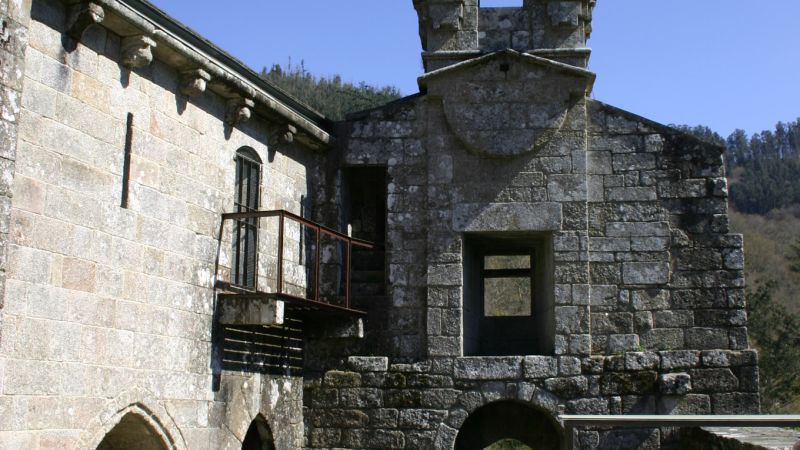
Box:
[242, 415, 275, 450]
[96, 412, 169, 450]
[455, 401, 561, 450]
[233, 147, 262, 289]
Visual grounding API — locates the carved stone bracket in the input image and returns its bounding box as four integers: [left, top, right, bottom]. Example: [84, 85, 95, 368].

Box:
[280, 124, 297, 144]
[66, 2, 105, 40]
[225, 97, 255, 126]
[180, 68, 211, 96]
[121, 35, 157, 69]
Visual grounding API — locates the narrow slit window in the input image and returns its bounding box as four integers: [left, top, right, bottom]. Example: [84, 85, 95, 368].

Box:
[232, 148, 262, 289]
[120, 113, 133, 208]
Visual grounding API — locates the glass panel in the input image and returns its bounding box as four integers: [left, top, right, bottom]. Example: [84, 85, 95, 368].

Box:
[484, 255, 530, 270]
[484, 277, 531, 317]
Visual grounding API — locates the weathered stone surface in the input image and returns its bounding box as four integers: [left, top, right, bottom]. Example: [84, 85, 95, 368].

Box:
[660, 350, 700, 370]
[624, 352, 659, 371]
[524, 356, 558, 379]
[623, 262, 670, 285]
[659, 373, 692, 395]
[348, 356, 389, 372]
[454, 357, 522, 380]
[218, 297, 283, 326]
[453, 202, 562, 232]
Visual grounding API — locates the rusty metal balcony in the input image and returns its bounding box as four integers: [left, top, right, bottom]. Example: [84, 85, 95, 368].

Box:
[214, 209, 375, 326]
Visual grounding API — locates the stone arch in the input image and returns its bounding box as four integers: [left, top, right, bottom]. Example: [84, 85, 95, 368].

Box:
[80, 389, 187, 450]
[434, 382, 563, 449]
[241, 414, 276, 450]
[454, 400, 562, 450]
[87, 403, 185, 450]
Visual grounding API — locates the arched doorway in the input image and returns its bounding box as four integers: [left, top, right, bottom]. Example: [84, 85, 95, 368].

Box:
[96, 412, 169, 450]
[241, 415, 275, 450]
[455, 401, 562, 450]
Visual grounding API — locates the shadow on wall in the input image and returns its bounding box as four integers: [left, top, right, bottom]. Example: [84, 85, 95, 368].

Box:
[455, 400, 562, 450]
[96, 412, 170, 450]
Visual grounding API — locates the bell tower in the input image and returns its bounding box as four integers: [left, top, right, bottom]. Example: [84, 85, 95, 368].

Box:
[414, 0, 597, 72]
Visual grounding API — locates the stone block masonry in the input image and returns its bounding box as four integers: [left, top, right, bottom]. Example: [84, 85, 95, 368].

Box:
[304, 351, 759, 449]
[0, 0, 762, 448]
[1, 0, 329, 447]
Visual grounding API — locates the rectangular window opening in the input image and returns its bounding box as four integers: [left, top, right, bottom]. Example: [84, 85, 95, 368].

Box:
[463, 234, 554, 356]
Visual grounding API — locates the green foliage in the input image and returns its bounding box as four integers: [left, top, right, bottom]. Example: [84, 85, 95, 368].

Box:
[260, 60, 402, 121]
[674, 120, 800, 215]
[670, 124, 726, 147]
[790, 239, 800, 273]
[746, 282, 800, 412]
[730, 158, 800, 214]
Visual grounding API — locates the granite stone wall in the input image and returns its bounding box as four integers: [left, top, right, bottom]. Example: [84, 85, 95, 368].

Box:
[0, 0, 31, 397]
[305, 24, 757, 448]
[0, 0, 321, 447]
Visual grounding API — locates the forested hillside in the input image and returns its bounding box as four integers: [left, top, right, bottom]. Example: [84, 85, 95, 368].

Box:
[260, 61, 402, 121]
[675, 121, 800, 413]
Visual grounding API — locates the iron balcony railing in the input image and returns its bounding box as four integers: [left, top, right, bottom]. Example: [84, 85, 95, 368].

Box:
[216, 209, 375, 315]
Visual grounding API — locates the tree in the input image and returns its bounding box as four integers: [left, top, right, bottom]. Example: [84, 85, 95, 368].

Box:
[260, 61, 402, 121]
[789, 239, 800, 273]
[747, 282, 800, 412]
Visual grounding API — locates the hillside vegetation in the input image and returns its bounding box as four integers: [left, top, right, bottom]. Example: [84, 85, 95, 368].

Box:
[260, 61, 402, 121]
[676, 122, 800, 413]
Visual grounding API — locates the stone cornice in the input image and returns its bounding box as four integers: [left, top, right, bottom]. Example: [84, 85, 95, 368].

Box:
[61, 0, 333, 150]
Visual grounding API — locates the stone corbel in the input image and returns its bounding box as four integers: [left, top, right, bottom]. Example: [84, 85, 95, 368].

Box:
[180, 68, 211, 96]
[121, 35, 157, 69]
[66, 2, 105, 40]
[225, 97, 255, 126]
[280, 124, 297, 144]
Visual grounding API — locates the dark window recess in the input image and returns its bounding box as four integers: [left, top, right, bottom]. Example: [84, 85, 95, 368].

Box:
[464, 234, 554, 356]
[232, 148, 262, 289]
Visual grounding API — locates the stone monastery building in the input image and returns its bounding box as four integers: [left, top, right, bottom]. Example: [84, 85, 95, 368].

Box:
[0, 0, 761, 448]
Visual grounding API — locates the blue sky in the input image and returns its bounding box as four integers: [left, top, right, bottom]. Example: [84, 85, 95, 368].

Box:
[152, 0, 800, 137]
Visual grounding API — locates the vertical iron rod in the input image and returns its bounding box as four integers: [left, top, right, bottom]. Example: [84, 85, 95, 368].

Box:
[314, 227, 321, 303]
[346, 242, 352, 310]
[277, 213, 284, 295]
[120, 113, 134, 208]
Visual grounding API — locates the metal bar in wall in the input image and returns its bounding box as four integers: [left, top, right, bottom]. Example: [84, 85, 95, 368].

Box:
[277, 212, 284, 295]
[314, 227, 321, 303]
[346, 241, 352, 310]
